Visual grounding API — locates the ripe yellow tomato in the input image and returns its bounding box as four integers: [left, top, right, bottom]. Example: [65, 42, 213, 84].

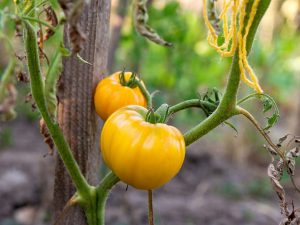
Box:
[94, 71, 147, 120]
[100, 105, 186, 190]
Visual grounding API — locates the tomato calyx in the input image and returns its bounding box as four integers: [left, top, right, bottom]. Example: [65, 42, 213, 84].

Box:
[118, 70, 138, 88]
[146, 108, 159, 124]
[155, 103, 169, 123]
[145, 104, 169, 124]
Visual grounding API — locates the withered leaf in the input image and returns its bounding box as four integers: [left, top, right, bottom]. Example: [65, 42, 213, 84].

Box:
[268, 163, 287, 213]
[279, 134, 289, 145]
[16, 71, 29, 83]
[135, 0, 172, 47]
[279, 218, 289, 225]
[207, 0, 221, 34]
[287, 148, 300, 158]
[264, 144, 278, 156]
[39, 118, 55, 156]
[58, 0, 86, 54]
[44, 6, 58, 41]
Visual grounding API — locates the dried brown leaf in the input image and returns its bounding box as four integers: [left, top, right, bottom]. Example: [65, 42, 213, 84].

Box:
[135, 0, 172, 47]
[207, 0, 221, 34]
[44, 6, 58, 41]
[287, 148, 300, 158]
[280, 218, 289, 225]
[279, 134, 289, 145]
[39, 118, 55, 156]
[16, 71, 29, 83]
[264, 144, 278, 156]
[268, 163, 289, 216]
[58, 0, 86, 54]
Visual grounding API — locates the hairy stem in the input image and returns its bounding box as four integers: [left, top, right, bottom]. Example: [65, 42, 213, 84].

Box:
[96, 171, 120, 225]
[168, 99, 217, 115]
[23, 20, 90, 198]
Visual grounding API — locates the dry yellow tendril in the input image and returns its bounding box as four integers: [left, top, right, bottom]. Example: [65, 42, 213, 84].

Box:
[203, 0, 263, 93]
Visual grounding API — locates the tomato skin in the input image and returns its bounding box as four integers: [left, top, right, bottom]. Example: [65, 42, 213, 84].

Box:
[94, 72, 147, 120]
[100, 105, 186, 190]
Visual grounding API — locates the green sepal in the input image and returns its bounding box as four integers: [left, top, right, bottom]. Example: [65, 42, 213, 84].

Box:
[154, 103, 169, 123]
[146, 108, 160, 124]
[118, 70, 127, 86]
[126, 72, 138, 88]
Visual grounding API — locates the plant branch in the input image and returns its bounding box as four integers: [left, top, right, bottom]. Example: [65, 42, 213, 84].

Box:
[236, 106, 282, 157]
[168, 99, 217, 115]
[183, 0, 271, 146]
[96, 171, 120, 225]
[23, 20, 90, 198]
[238, 92, 279, 114]
[236, 106, 300, 193]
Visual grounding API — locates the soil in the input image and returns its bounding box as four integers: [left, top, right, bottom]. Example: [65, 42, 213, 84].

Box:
[0, 118, 299, 225]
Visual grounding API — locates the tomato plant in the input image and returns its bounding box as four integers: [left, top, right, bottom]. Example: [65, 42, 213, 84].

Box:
[100, 105, 185, 190]
[94, 71, 147, 120]
[2, 0, 299, 225]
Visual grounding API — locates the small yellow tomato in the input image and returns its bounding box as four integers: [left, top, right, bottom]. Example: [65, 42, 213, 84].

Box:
[100, 105, 185, 190]
[94, 71, 147, 120]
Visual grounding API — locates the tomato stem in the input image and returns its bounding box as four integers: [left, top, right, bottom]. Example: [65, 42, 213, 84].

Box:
[95, 171, 120, 224]
[168, 99, 217, 116]
[135, 78, 153, 108]
[183, 0, 271, 147]
[148, 190, 154, 225]
[236, 106, 281, 156]
[23, 19, 91, 199]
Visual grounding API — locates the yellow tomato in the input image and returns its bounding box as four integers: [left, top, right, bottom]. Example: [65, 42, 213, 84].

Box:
[100, 105, 186, 190]
[94, 71, 147, 120]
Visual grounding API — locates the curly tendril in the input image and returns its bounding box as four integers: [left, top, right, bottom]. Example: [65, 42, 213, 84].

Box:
[203, 0, 263, 93]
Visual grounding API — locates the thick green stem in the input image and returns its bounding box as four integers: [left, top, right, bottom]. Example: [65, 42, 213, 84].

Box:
[95, 171, 120, 225]
[184, 0, 271, 146]
[168, 99, 217, 115]
[23, 20, 90, 198]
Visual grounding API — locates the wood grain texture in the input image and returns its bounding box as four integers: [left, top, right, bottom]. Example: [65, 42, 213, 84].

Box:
[53, 1, 111, 224]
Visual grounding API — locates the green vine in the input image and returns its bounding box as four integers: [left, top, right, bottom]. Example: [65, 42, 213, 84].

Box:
[23, 19, 91, 199]
[183, 0, 272, 146]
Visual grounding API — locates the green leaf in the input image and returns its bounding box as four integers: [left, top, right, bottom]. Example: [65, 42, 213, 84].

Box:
[262, 96, 272, 113]
[238, 93, 280, 131]
[264, 113, 279, 131]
